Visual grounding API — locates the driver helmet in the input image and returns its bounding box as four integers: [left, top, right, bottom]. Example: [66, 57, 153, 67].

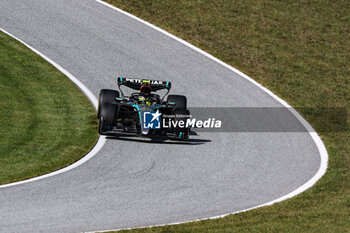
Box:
[138, 96, 146, 104]
[138, 96, 152, 106]
[139, 85, 152, 105]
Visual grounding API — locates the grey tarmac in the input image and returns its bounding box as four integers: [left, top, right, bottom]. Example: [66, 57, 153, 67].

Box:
[0, 1, 321, 232]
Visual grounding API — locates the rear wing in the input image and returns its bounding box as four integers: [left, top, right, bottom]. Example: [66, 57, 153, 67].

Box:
[117, 77, 171, 91]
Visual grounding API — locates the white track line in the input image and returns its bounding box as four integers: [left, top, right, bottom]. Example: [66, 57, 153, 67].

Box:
[0, 28, 106, 189]
[88, 1, 329, 232]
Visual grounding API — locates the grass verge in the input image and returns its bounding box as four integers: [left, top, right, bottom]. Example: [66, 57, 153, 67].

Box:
[104, 0, 349, 232]
[0, 31, 98, 185]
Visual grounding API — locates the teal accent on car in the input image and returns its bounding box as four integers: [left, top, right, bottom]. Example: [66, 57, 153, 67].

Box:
[131, 104, 140, 111]
[179, 132, 183, 138]
[166, 81, 169, 88]
[131, 104, 142, 125]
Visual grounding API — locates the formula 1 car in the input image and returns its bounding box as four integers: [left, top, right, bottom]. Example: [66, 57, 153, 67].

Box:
[97, 77, 190, 140]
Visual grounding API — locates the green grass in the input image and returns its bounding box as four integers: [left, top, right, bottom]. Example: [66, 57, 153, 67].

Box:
[103, 0, 350, 232]
[0, 31, 98, 185]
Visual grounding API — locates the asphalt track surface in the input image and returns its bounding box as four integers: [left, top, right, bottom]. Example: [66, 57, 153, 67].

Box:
[0, 1, 322, 232]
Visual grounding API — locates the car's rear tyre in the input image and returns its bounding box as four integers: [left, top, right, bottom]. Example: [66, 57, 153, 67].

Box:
[167, 95, 187, 110]
[97, 89, 119, 118]
[169, 108, 190, 141]
[167, 95, 189, 140]
[99, 104, 117, 135]
[101, 104, 117, 125]
[98, 89, 119, 135]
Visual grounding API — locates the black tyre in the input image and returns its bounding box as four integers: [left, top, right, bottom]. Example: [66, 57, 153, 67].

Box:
[99, 104, 117, 135]
[167, 95, 187, 110]
[172, 108, 190, 141]
[97, 89, 119, 118]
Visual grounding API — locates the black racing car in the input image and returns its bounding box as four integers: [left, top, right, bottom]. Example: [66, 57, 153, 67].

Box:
[97, 77, 190, 140]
